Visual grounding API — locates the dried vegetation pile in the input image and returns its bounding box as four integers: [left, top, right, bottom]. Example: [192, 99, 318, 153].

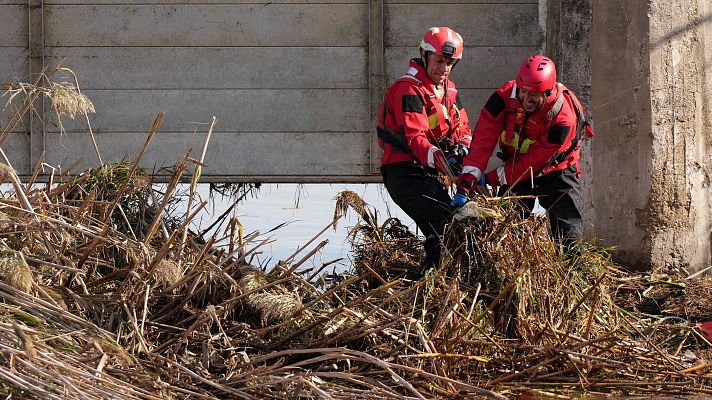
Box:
[0, 71, 709, 399]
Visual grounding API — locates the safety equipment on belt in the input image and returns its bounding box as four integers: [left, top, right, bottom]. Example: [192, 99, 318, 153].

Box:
[499, 83, 536, 156]
[420, 27, 464, 60]
[501, 82, 594, 159]
[438, 137, 468, 158]
[430, 149, 450, 175]
[516, 55, 557, 93]
[501, 83, 595, 182]
[449, 143, 469, 159]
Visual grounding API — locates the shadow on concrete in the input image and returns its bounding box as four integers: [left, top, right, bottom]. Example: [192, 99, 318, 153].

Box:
[650, 12, 712, 49]
[651, 12, 712, 155]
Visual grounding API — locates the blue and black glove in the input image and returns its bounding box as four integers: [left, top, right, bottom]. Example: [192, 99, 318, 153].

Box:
[479, 174, 487, 187]
[451, 189, 468, 207]
[451, 176, 473, 207]
[446, 144, 469, 176]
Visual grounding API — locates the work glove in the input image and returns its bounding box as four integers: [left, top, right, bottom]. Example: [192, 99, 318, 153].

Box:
[454, 172, 476, 192]
[452, 143, 469, 158]
[436, 136, 453, 153]
[447, 157, 463, 176]
[451, 173, 474, 207]
[446, 144, 469, 176]
[450, 189, 468, 207]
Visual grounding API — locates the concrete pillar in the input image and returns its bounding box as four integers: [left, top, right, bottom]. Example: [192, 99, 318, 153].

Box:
[591, 0, 712, 272]
[546, 0, 593, 236]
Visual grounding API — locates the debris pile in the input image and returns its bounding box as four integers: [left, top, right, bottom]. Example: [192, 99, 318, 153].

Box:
[0, 73, 709, 399]
[0, 157, 710, 399]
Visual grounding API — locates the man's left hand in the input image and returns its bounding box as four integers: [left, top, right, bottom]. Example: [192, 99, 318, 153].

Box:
[445, 144, 469, 176]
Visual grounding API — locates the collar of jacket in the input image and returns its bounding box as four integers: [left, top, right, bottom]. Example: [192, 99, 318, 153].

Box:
[406, 58, 442, 93]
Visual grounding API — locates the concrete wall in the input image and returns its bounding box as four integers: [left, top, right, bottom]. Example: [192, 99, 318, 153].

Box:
[0, 2, 30, 173]
[0, 1, 543, 182]
[591, 0, 712, 271]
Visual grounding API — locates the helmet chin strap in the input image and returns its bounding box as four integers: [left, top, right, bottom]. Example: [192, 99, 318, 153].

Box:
[544, 85, 558, 105]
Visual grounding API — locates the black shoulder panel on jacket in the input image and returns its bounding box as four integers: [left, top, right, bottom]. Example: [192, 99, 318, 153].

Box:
[484, 92, 505, 117]
[456, 93, 464, 109]
[402, 94, 424, 113]
[547, 124, 571, 145]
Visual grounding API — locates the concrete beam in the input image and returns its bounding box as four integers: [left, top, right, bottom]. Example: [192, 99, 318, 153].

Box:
[368, 0, 384, 174]
[546, 0, 593, 236]
[29, 0, 46, 174]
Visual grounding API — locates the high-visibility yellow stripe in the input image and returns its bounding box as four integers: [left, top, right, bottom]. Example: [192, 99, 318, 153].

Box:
[501, 130, 520, 149]
[428, 113, 439, 129]
[520, 138, 536, 153]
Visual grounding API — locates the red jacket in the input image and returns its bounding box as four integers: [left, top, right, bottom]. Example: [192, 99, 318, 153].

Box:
[378, 59, 472, 168]
[462, 80, 585, 187]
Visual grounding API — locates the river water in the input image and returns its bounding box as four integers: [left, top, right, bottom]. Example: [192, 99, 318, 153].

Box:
[193, 183, 415, 271]
[190, 183, 543, 272]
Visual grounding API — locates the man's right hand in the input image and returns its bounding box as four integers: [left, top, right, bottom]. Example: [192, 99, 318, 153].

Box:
[451, 172, 475, 207]
[455, 172, 476, 192]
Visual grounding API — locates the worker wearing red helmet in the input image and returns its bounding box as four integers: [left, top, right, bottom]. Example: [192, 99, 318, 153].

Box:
[378, 26, 472, 271]
[453, 55, 593, 246]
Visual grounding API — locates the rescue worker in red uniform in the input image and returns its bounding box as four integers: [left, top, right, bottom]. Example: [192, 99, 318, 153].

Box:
[378, 27, 472, 270]
[453, 55, 592, 246]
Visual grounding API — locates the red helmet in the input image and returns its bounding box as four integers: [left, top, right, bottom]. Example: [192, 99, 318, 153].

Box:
[516, 55, 557, 93]
[420, 27, 463, 60]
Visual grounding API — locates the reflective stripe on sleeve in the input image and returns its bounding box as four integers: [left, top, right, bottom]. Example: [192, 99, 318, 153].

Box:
[496, 166, 507, 186]
[461, 166, 483, 180]
[427, 146, 439, 168]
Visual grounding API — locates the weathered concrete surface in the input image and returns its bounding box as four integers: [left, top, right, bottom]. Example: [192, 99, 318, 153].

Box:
[645, 0, 712, 272]
[591, 0, 712, 271]
[0, 2, 543, 180]
[546, 0, 593, 237]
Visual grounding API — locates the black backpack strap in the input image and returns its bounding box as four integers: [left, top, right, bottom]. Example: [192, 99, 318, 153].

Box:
[550, 90, 586, 167]
[377, 97, 413, 154]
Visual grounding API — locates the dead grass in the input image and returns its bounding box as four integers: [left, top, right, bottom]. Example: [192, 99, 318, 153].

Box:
[47, 82, 95, 120]
[0, 159, 705, 399]
[0, 250, 33, 293]
[0, 71, 708, 399]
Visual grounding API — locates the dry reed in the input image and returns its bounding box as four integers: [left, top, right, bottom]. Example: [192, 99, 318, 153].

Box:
[0, 72, 707, 399]
[0, 250, 33, 293]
